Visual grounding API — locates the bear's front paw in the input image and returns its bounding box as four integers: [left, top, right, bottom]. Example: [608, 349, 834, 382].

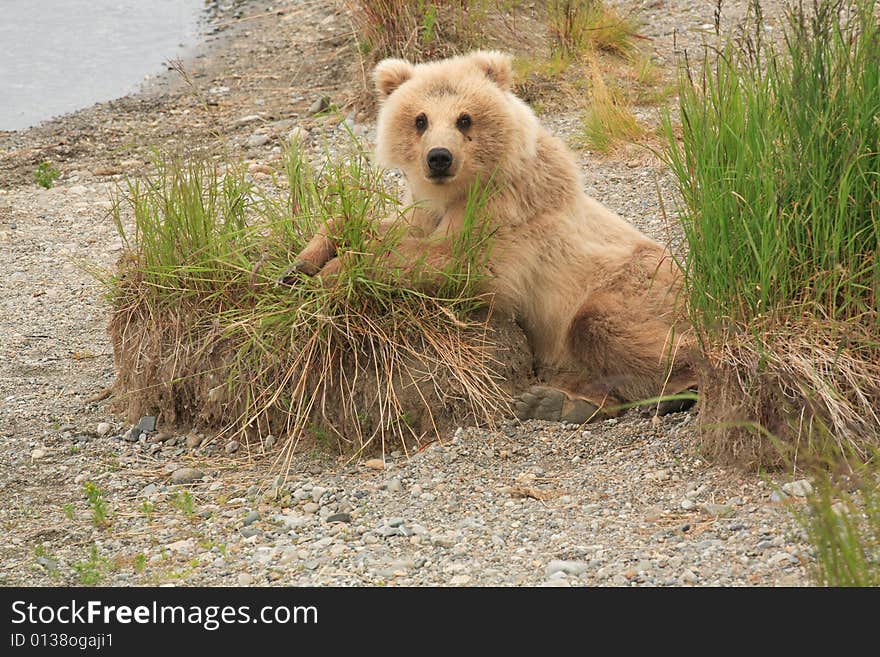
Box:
[275, 259, 320, 287]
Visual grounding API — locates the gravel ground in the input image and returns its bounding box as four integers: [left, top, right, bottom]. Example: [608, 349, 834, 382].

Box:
[0, 0, 812, 587]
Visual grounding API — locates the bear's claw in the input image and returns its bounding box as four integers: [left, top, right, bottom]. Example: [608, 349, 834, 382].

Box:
[275, 259, 320, 287]
[513, 385, 603, 424]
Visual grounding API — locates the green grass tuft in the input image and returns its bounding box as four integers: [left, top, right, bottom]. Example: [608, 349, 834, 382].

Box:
[34, 161, 60, 189]
[662, 0, 880, 465]
[346, 0, 487, 61]
[548, 0, 639, 61]
[796, 460, 880, 586]
[105, 135, 513, 465]
[580, 61, 644, 153]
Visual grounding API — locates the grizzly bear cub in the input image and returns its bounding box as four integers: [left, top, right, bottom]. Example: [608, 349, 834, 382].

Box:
[283, 51, 696, 423]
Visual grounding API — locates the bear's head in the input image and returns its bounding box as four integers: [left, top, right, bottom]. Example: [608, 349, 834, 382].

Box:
[374, 51, 539, 207]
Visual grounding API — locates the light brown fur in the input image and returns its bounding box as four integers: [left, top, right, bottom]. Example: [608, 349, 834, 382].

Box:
[289, 51, 696, 413]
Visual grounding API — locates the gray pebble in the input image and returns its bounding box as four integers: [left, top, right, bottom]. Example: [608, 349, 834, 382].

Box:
[545, 560, 589, 577]
[137, 416, 157, 433]
[308, 96, 330, 115]
[170, 468, 204, 485]
[245, 133, 270, 148]
[243, 510, 260, 526]
[326, 512, 352, 524]
[139, 483, 159, 497]
[782, 479, 812, 498]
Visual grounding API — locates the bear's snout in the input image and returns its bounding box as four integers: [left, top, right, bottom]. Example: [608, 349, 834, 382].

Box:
[426, 148, 454, 177]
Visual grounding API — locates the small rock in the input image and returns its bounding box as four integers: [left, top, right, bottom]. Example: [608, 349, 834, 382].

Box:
[247, 163, 274, 175]
[30, 448, 47, 460]
[170, 468, 204, 485]
[165, 538, 195, 555]
[185, 433, 203, 449]
[137, 416, 157, 433]
[680, 569, 698, 584]
[240, 527, 260, 538]
[545, 560, 589, 577]
[236, 114, 263, 125]
[243, 511, 260, 526]
[96, 422, 112, 436]
[287, 126, 306, 143]
[386, 478, 402, 493]
[237, 573, 255, 586]
[365, 458, 385, 470]
[431, 535, 455, 548]
[308, 96, 330, 115]
[225, 441, 239, 454]
[680, 498, 696, 510]
[246, 133, 270, 148]
[140, 483, 159, 497]
[768, 552, 799, 566]
[283, 514, 312, 529]
[449, 574, 471, 586]
[387, 517, 405, 527]
[326, 512, 352, 524]
[36, 556, 59, 572]
[782, 479, 813, 498]
[770, 490, 788, 503]
[698, 503, 733, 517]
[302, 502, 320, 514]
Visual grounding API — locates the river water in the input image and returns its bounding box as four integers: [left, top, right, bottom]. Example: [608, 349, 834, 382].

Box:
[0, 0, 205, 131]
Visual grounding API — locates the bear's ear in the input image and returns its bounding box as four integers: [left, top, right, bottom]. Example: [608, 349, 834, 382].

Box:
[374, 58, 415, 98]
[469, 51, 513, 91]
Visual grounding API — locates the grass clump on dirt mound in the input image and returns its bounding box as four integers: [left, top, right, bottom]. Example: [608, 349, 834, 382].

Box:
[346, 0, 490, 62]
[105, 137, 532, 465]
[663, 0, 880, 467]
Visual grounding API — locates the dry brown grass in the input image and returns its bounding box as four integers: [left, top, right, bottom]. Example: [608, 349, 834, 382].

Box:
[105, 149, 535, 468]
[697, 319, 880, 468]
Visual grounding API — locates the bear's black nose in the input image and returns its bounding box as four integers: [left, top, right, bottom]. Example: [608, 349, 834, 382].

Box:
[427, 148, 453, 175]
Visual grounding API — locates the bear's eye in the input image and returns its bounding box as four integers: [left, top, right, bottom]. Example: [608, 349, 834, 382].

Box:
[456, 114, 472, 131]
[415, 113, 428, 132]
